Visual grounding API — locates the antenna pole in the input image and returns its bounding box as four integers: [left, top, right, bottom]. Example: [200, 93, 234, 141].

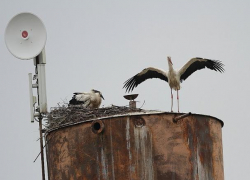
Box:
[35, 57, 46, 180]
[39, 115, 46, 180]
[5, 13, 48, 180]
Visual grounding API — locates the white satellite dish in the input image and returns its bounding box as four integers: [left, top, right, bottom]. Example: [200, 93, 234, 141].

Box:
[5, 12, 48, 118]
[5, 12, 47, 60]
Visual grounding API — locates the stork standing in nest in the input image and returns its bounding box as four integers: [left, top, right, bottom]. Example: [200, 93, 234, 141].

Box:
[69, 89, 104, 109]
[123, 57, 224, 112]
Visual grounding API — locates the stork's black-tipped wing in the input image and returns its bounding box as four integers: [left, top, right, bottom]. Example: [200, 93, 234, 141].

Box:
[123, 67, 168, 92]
[73, 92, 83, 95]
[179, 57, 225, 82]
[69, 95, 85, 105]
[69, 93, 90, 105]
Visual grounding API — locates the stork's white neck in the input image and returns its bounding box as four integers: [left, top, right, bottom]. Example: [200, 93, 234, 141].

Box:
[168, 61, 174, 72]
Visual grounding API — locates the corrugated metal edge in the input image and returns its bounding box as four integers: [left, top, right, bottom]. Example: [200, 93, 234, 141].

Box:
[45, 111, 224, 134]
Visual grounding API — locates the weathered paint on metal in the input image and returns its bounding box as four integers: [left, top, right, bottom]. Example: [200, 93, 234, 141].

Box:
[46, 113, 224, 180]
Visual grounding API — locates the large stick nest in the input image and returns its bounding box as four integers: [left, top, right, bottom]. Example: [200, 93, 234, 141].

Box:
[46, 105, 144, 131]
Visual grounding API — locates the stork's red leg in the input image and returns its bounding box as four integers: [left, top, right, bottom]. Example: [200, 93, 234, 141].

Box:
[177, 90, 179, 113]
[171, 89, 173, 112]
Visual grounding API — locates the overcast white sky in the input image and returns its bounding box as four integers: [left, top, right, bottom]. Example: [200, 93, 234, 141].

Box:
[1, 0, 250, 179]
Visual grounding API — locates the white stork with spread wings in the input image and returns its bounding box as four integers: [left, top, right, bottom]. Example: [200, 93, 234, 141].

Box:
[123, 57, 224, 112]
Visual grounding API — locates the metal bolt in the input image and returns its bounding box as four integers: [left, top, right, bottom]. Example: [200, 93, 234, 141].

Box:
[173, 112, 192, 123]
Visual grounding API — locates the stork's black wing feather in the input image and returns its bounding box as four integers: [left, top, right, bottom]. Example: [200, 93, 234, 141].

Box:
[69, 95, 85, 105]
[179, 57, 225, 82]
[123, 67, 168, 93]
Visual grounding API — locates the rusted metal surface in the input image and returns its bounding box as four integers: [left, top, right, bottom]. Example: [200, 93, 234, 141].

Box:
[46, 113, 224, 180]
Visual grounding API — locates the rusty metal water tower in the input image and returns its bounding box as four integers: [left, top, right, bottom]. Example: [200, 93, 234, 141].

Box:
[45, 97, 224, 180]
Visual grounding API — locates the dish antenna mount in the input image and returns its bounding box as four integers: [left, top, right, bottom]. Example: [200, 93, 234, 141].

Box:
[5, 12, 47, 180]
[5, 12, 48, 121]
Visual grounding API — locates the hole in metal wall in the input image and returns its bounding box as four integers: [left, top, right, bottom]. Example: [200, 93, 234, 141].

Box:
[91, 120, 105, 134]
[93, 122, 101, 131]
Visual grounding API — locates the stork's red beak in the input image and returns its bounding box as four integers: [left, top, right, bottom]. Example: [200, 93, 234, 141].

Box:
[101, 94, 105, 100]
[167, 56, 173, 65]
